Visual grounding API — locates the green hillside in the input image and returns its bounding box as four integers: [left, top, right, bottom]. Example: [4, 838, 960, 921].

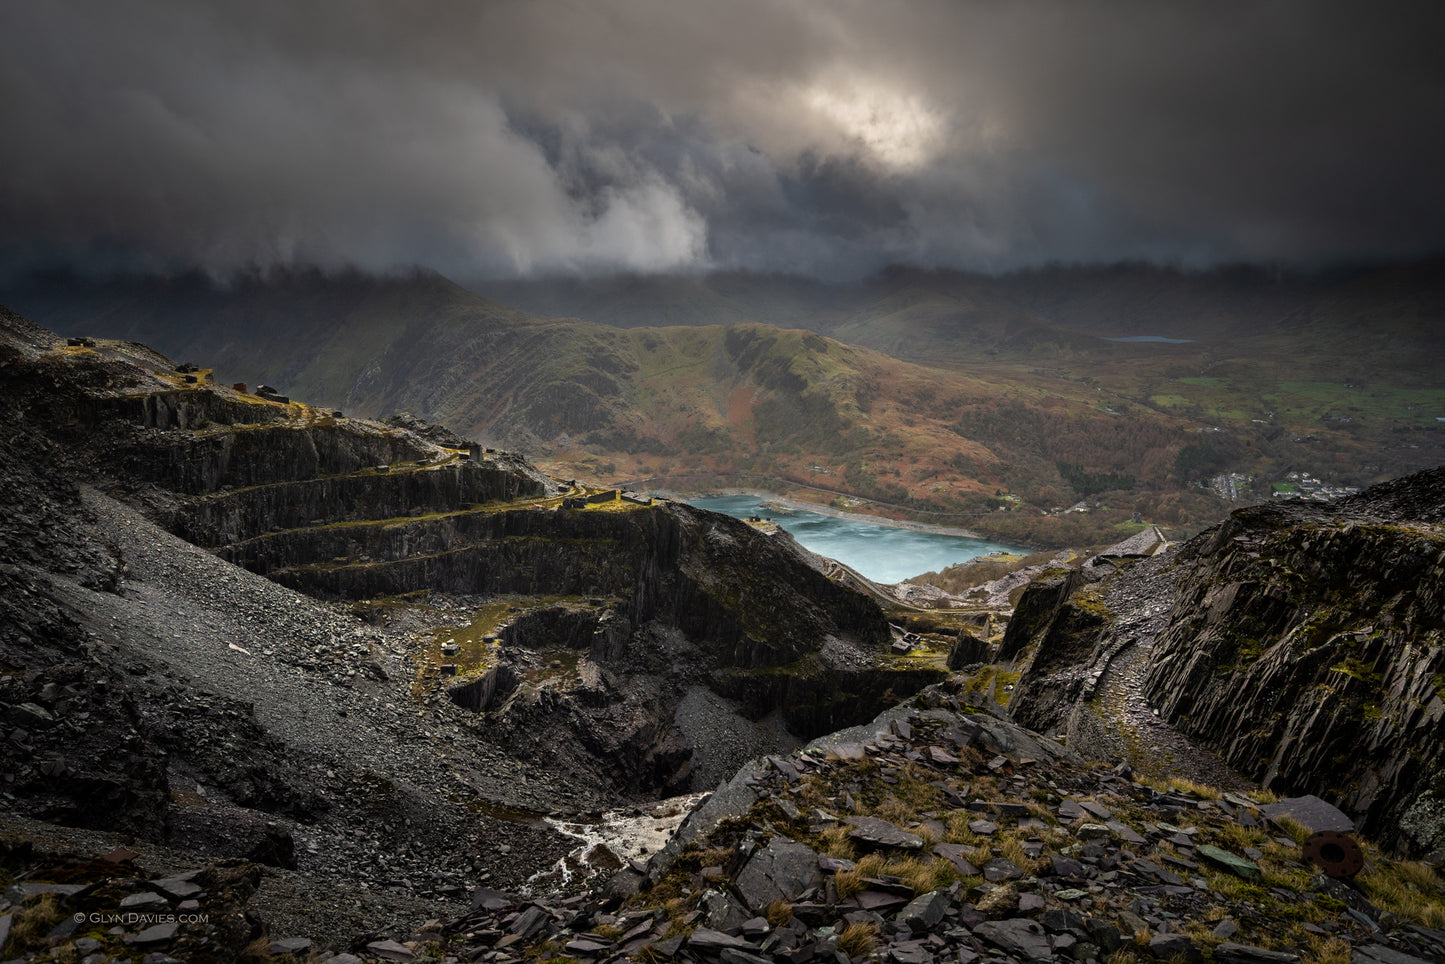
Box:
[8, 263, 1445, 548]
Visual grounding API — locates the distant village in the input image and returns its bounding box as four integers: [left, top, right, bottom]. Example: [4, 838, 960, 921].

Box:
[1208, 470, 1361, 504]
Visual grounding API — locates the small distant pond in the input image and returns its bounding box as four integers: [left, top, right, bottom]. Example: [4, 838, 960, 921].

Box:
[688, 495, 1027, 584]
[1103, 335, 1195, 343]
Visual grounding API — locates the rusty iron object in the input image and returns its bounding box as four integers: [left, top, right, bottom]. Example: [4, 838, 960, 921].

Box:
[1303, 829, 1364, 878]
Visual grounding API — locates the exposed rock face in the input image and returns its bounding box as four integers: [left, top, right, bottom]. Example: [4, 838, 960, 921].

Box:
[945, 630, 989, 669]
[220, 500, 887, 673]
[1141, 492, 1445, 854]
[1005, 472, 1445, 854]
[996, 567, 1100, 664]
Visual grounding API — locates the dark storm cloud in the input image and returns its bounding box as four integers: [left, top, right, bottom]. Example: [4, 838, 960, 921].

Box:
[1, 0, 1442, 280]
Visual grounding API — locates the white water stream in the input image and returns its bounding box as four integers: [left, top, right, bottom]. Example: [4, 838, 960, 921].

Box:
[523, 791, 711, 894]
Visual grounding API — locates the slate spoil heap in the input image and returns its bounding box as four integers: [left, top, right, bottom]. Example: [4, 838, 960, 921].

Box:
[442, 702, 1441, 964]
[10, 700, 1437, 964]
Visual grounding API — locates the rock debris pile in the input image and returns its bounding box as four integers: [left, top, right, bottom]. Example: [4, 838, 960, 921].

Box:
[411, 702, 1440, 964]
[4, 700, 1444, 962]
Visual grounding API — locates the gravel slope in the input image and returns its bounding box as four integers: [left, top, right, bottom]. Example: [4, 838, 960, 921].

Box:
[4, 486, 617, 940]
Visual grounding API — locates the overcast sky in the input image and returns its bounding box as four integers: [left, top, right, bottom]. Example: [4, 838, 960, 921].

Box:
[2, 0, 1443, 281]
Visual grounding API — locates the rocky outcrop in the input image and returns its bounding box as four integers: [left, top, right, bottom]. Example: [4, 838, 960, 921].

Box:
[1004, 471, 1445, 855]
[171, 457, 548, 545]
[241, 501, 888, 672]
[946, 630, 989, 669]
[1141, 495, 1445, 854]
[2, 312, 890, 676]
[562, 695, 1437, 964]
[995, 567, 1101, 664]
[994, 564, 1120, 735]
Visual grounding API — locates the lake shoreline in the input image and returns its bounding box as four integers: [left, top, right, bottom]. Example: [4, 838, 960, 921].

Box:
[656, 487, 992, 540]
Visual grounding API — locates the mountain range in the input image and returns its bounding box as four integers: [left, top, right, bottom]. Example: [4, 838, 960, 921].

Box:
[7, 261, 1445, 549]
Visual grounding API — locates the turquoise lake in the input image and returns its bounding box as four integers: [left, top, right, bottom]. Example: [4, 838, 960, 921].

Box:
[688, 495, 1026, 584]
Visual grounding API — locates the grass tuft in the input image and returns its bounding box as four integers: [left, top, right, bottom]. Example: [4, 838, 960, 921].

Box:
[766, 900, 794, 927]
[945, 812, 984, 846]
[237, 937, 277, 964]
[1303, 935, 1351, 964]
[1272, 814, 1311, 846]
[7, 895, 63, 953]
[833, 866, 865, 899]
[838, 922, 879, 957]
[817, 824, 857, 861]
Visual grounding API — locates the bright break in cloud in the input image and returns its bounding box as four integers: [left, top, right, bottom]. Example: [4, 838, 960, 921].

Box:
[1, 0, 1443, 282]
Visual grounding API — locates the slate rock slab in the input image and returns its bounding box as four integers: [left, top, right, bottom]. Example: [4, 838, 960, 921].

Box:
[856, 890, 911, 913]
[974, 919, 1053, 962]
[689, 927, 760, 952]
[1261, 795, 1355, 833]
[932, 842, 979, 875]
[1214, 942, 1301, 963]
[127, 922, 179, 947]
[735, 837, 824, 912]
[982, 857, 1025, 882]
[1051, 854, 1086, 878]
[719, 947, 772, 964]
[1107, 821, 1147, 845]
[1041, 908, 1087, 934]
[1148, 933, 1202, 961]
[120, 892, 170, 911]
[702, 889, 750, 932]
[889, 942, 934, 964]
[1350, 946, 1436, 964]
[366, 940, 417, 962]
[151, 877, 203, 900]
[896, 890, 951, 933]
[509, 905, 551, 938]
[1197, 845, 1262, 882]
[845, 816, 924, 850]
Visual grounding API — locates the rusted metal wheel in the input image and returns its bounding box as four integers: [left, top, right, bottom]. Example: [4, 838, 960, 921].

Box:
[1303, 829, 1364, 878]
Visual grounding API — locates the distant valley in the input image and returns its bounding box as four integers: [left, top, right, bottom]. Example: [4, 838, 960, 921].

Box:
[3, 305, 1444, 961]
[8, 261, 1445, 550]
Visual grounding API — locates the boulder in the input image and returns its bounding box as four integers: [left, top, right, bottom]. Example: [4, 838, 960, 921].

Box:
[735, 837, 824, 912]
[895, 890, 951, 933]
